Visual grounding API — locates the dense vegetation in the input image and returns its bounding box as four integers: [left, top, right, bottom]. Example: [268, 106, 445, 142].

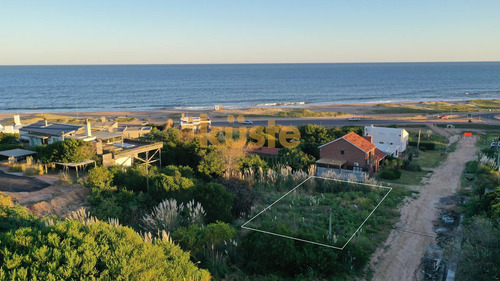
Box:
[0, 193, 210, 281]
[1, 124, 414, 280]
[0, 133, 22, 152]
[36, 138, 96, 164]
[446, 149, 500, 280]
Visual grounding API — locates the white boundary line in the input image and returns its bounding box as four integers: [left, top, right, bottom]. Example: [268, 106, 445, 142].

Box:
[241, 176, 393, 250]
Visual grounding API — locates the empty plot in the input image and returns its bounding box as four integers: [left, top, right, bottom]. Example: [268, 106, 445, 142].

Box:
[242, 176, 392, 249]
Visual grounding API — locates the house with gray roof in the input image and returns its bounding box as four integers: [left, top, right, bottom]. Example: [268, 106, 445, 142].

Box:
[19, 119, 91, 146]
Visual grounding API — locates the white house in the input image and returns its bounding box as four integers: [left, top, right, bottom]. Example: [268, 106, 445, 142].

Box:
[179, 114, 211, 132]
[0, 115, 23, 134]
[364, 125, 409, 157]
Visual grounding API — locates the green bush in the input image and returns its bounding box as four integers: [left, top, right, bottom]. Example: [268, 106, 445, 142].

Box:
[404, 162, 422, 171]
[192, 183, 234, 223]
[465, 160, 479, 174]
[36, 139, 96, 164]
[408, 141, 436, 150]
[0, 207, 210, 280]
[379, 168, 402, 180]
[86, 165, 114, 192]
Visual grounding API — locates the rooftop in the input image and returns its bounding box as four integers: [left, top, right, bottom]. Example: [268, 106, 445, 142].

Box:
[374, 148, 387, 161]
[249, 146, 281, 156]
[342, 132, 377, 153]
[20, 121, 83, 136]
[0, 148, 37, 158]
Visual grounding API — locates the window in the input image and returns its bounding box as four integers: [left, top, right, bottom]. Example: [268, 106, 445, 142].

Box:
[340, 150, 345, 155]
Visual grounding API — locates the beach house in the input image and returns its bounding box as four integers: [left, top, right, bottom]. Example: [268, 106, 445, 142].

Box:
[0, 115, 23, 134]
[19, 119, 162, 168]
[316, 132, 386, 178]
[179, 114, 211, 132]
[364, 125, 409, 157]
[19, 119, 92, 146]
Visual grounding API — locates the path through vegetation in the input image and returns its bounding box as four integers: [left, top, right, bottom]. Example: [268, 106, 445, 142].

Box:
[368, 135, 477, 281]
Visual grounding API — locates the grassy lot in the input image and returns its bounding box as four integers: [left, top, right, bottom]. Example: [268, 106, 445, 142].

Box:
[369, 106, 438, 114]
[371, 99, 500, 114]
[217, 108, 347, 118]
[378, 170, 430, 186]
[406, 128, 448, 145]
[413, 149, 447, 168]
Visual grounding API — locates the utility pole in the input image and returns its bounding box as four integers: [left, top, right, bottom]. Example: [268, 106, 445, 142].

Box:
[497, 137, 500, 172]
[146, 150, 150, 193]
[417, 130, 422, 152]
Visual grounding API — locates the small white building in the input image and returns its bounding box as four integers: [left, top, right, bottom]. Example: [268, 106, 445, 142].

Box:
[364, 125, 409, 157]
[179, 114, 211, 132]
[0, 115, 23, 134]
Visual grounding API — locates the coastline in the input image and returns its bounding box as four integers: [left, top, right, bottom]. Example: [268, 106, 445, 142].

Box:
[1, 98, 499, 125]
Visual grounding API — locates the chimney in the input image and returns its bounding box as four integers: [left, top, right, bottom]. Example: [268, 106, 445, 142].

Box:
[61, 131, 65, 141]
[96, 140, 103, 155]
[44, 118, 48, 127]
[85, 119, 92, 137]
[181, 113, 185, 119]
[101, 116, 106, 123]
[13, 115, 21, 126]
[363, 134, 373, 143]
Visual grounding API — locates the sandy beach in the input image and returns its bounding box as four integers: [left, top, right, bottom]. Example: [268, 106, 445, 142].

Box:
[1, 99, 499, 125]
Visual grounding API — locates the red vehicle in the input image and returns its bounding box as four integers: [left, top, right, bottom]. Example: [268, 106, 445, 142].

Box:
[438, 114, 448, 119]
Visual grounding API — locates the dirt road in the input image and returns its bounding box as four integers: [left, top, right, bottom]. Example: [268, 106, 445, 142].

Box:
[369, 136, 477, 281]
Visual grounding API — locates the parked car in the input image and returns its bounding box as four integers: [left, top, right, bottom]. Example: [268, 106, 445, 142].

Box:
[491, 141, 500, 148]
[347, 117, 361, 121]
[438, 114, 449, 119]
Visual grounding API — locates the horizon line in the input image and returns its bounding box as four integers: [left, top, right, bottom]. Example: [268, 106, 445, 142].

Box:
[1, 60, 500, 67]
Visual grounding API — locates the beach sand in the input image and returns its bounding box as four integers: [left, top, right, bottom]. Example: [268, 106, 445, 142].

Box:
[1, 99, 499, 125]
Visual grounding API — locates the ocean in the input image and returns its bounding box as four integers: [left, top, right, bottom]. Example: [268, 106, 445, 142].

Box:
[1, 62, 499, 112]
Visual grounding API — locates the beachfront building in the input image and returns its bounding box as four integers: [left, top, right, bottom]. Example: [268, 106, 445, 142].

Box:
[98, 139, 163, 167]
[19, 120, 92, 146]
[179, 114, 211, 133]
[18, 119, 162, 168]
[364, 125, 409, 157]
[0, 115, 23, 134]
[91, 119, 152, 139]
[316, 132, 385, 179]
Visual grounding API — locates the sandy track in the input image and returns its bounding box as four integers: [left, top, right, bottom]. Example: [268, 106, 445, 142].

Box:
[4, 184, 89, 218]
[368, 136, 477, 281]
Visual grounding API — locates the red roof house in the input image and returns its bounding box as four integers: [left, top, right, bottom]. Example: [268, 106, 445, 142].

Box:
[248, 146, 281, 157]
[316, 132, 385, 176]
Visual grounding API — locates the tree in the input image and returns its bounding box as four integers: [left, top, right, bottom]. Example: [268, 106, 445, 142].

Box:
[238, 154, 268, 171]
[160, 165, 195, 179]
[197, 148, 225, 178]
[192, 183, 234, 223]
[143, 129, 203, 169]
[278, 148, 315, 171]
[215, 177, 254, 218]
[150, 173, 195, 199]
[86, 165, 114, 193]
[298, 124, 333, 144]
[37, 139, 95, 164]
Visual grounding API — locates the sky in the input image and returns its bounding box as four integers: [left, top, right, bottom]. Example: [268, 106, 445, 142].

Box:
[1, 0, 500, 65]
